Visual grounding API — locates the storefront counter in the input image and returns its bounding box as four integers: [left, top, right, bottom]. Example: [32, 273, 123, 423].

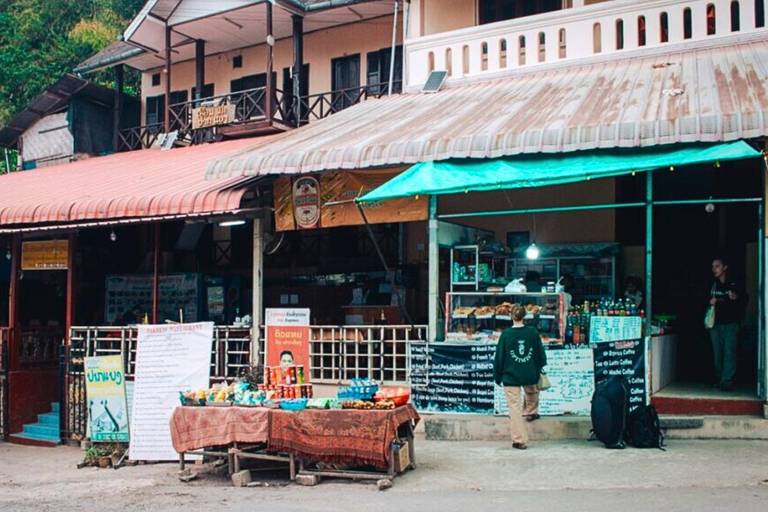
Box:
[650, 334, 678, 394]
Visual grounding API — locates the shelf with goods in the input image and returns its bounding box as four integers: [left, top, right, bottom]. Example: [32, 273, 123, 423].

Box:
[445, 292, 565, 346]
[450, 245, 508, 292]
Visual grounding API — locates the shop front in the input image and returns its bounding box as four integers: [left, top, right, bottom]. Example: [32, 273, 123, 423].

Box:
[358, 141, 768, 417]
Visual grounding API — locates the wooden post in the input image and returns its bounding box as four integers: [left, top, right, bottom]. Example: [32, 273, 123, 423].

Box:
[252, 218, 264, 365]
[292, 14, 304, 125]
[265, 2, 274, 122]
[65, 233, 76, 338]
[164, 24, 172, 134]
[8, 236, 19, 369]
[112, 64, 124, 153]
[153, 224, 160, 324]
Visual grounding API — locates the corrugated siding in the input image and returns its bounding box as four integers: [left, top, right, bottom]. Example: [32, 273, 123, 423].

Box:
[206, 38, 768, 179]
[0, 138, 261, 227]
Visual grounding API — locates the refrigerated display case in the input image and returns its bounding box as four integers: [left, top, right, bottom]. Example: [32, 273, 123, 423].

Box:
[445, 292, 565, 346]
[450, 245, 507, 292]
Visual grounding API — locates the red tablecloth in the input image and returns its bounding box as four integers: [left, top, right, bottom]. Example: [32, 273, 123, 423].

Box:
[268, 405, 420, 469]
[170, 406, 270, 454]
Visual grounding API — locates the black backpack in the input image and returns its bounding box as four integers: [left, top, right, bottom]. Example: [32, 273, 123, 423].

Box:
[590, 377, 628, 449]
[625, 404, 665, 450]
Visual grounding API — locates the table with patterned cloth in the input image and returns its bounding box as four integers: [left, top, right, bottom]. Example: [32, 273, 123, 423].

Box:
[170, 406, 270, 454]
[268, 405, 420, 470]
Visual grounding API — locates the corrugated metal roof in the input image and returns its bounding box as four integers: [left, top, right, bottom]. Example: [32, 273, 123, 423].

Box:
[206, 37, 768, 180]
[0, 139, 264, 228]
[74, 41, 146, 74]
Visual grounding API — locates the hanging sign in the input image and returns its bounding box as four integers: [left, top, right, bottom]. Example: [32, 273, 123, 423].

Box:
[191, 104, 235, 129]
[274, 169, 428, 231]
[265, 309, 310, 371]
[21, 240, 68, 270]
[84, 355, 130, 442]
[589, 316, 643, 343]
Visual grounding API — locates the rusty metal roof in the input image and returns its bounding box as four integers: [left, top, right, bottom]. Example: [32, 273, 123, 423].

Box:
[0, 139, 263, 228]
[206, 36, 768, 180]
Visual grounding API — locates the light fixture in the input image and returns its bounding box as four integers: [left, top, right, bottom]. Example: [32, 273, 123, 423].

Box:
[5, 246, 10, 260]
[219, 219, 246, 227]
[526, 242, 540, 260]
[705, 196, 715, 213]
[110, 228, 117, 242]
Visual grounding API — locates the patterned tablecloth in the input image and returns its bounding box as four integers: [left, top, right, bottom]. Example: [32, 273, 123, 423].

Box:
[170, 406, 270, 454]
[268, 405, 420, 469]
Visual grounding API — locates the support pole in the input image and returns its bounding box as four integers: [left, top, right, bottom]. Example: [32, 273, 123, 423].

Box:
[759, 152, 767, 399]
[112, 64, 124, 153]
[266, 2, 274, 122]
[153, 224, 160, 324]
[252, 218, 264, 366]
[195, 40, 205, 104]
[164, 25, 172, 134]
[428, 196, 439, 342]
[291, 14, 304, 125]
[8, 236, 19, 368]
[65, 233, 76, 338]
[645, 172, 653, 338]
[388, 1, 399, 96]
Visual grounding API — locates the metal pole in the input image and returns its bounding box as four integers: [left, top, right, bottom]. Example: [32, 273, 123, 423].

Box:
[65, 233, 76, 338]
[164, 24, 172, 134]
[428, 196, 439, 342]
[266, 2, 274, 122]
[645, 172, 653, 337]
[195, 40, 205, 104]
[292, 15, 304, 125]
[252, 218, 264, 366]
[439, 202, 645, 219]
[153, 224, 160, 324]
[760, 154, 767, 399]
[388, 1, 399, 96]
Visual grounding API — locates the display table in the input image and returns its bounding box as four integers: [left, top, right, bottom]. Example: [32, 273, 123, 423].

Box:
[169, 405, 420, 483]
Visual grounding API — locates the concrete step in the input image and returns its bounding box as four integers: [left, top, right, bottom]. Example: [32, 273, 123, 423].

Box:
[38, 413, 59, 427]
[7, 433, 61, 447]
[419, 413, 768, 441]
[22, 423, 60, 440]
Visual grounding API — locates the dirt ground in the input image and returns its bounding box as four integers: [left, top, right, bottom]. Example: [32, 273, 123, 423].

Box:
[1, 439, 767, 512]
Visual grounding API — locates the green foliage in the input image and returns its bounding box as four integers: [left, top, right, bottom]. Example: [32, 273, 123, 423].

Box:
[0, 0, 144, 127]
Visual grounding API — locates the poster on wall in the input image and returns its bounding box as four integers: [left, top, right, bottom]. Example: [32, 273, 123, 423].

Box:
[105, 273, 201, 324]
[494, 349, 595, 416]
[84, 355, 130, 442]
[265, 309, 310, 371]
[411, 343, 495, 415]
[274, 169, 428, 231]
[129, 322, 213, 461]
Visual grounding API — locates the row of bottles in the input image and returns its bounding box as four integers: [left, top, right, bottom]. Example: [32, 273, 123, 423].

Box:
[564, 299, 645, 347]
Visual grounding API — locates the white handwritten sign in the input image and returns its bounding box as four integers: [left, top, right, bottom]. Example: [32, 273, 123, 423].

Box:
[589, 316, 642, 343]
[129, 322, 213, 461]
[495, 349, 594, 416]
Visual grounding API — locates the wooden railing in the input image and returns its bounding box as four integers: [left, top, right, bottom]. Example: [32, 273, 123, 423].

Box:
[297, 81, 402, 124]
[117, 123, 163, 152]
[19, 326, 61, 366]
[406, 0, 768, 86]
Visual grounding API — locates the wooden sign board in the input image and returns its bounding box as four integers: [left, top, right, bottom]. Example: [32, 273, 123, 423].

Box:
[191, 104, 235, 129]
[21, 240, 68, 270]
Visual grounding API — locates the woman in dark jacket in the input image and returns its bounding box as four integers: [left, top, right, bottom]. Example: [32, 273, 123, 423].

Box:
[493, 304, 547, 449]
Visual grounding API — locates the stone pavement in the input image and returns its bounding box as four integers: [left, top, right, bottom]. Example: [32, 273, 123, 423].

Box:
[1, 438, 767, 512]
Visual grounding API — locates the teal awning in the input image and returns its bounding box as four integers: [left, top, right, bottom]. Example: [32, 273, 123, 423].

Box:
[357, 142, 762, 203]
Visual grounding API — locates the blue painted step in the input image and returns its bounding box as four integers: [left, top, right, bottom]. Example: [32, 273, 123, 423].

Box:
[51, 402, 60, 414]
[38, 413, 59, 426]
[10, 431, 61, 443]
[23, 423, 59, 439]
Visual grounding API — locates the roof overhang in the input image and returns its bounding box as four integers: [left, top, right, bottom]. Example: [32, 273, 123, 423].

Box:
[121, 0, 397, 70]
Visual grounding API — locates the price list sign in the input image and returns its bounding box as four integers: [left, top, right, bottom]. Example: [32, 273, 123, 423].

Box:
[411, 343, 495, 414]
[593, 339, 647, 409]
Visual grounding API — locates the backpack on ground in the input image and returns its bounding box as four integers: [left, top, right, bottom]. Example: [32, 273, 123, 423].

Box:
[590, 377, 628, 449]
[625, 404, 665, 450]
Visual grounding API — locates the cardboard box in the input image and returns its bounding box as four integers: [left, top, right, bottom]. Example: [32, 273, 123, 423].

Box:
[394, 442, 410, 473]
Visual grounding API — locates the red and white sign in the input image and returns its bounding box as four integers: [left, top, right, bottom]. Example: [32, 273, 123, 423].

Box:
[291, 177, 321, 229]
[265, 309, 310, 370]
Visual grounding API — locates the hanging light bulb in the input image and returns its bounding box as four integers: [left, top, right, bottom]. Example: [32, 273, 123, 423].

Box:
[110, 228, 117, 242]
[5, 247, 10, 260]
[526, 242, 540, 260]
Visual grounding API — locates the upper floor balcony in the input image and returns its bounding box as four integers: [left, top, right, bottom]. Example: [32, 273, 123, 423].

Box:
[405, 0, 768, 88]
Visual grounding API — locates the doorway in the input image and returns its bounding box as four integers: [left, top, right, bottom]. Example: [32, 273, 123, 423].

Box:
[331, 54, 361, 112]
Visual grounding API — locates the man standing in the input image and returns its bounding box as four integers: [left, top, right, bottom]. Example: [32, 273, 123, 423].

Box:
[708, 258, 747, 392]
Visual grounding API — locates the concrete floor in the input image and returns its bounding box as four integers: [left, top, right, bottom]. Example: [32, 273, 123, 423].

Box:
[1, 438, 767, 511]
[655, 381, 758, 400]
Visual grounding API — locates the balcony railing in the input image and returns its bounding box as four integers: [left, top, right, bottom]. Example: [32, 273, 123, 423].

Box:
[20, 326, 61, 366]
[117, 81, 401, 151]
[406, 0, 768, 86]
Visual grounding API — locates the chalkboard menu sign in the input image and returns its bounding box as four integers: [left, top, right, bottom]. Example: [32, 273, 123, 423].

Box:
[593, 339, 647, 409]
[411, 343, 495, 414]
